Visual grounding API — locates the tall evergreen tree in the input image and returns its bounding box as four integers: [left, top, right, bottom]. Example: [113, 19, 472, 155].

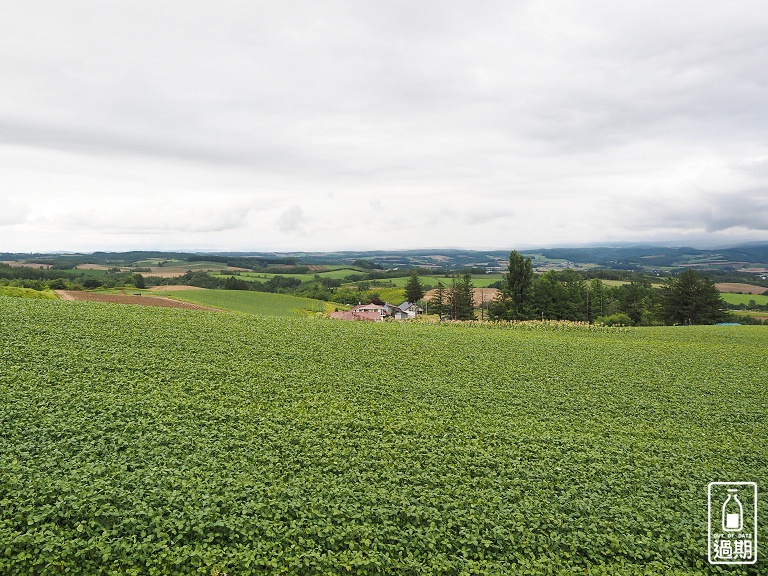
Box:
[559, 269, 588, 321]
[588, 278, 605, 321]
[404, 270, 425, 304]
[531, 270, 569, 320]
[616, 280, 656, 325]
[505, 250, 534, 319]
[449, 273, 475, 320]
[429, 281, 448, 319]
[488, 291, 515, 321]
[661, 270, 728, 325]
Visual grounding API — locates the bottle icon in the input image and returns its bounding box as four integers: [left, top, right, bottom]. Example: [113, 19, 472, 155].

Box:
[722, 489, 743, 532]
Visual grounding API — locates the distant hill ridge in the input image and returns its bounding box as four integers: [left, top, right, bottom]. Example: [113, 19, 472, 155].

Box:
[3, 242, 768, 272]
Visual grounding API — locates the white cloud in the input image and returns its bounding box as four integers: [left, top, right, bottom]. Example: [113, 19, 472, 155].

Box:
[1, 1, 767, 251]
[276, 205, 307, 234]
[0, 196, 29, 226]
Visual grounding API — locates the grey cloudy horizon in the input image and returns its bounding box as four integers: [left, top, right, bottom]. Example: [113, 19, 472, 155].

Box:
[2, 1, 768, 252]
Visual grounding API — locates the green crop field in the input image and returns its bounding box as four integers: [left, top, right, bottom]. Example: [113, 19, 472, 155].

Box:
[1, 296, 766, 574]
[721, 293, 768, 306]
[161, 289, 333, 316]
[314, 268, 367, 280]
[388, 274, 505, 288]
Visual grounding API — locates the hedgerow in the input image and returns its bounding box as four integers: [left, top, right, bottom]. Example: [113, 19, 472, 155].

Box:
[0, 296, 765, 574]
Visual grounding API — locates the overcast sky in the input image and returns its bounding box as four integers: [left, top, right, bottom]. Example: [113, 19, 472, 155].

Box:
[2, 1, 768, 252]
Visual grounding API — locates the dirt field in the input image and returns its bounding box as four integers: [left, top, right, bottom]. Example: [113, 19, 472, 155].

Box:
[1, 261, 51, 269]
[76, 264, 115, 271]
[136, 268, 197, 278]
[127, 266, 250, 278]
[424, 287, 499, 303]
[740, 267, 768, 273]
[54, 291, 220, 311]
[715, 283, 768, 294]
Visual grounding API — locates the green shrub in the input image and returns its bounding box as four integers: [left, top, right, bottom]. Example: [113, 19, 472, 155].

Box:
[597, 313, 634, 326]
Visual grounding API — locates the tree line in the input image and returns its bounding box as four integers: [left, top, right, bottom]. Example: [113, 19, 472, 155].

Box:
[425, 276, 476, 320]
[486, 251, 730, 325]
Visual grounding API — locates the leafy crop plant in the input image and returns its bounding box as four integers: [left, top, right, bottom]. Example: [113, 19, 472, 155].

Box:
[1, 296, 765, 574]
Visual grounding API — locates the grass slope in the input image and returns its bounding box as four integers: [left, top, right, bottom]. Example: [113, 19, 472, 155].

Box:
[162, 288, 331, 316]
[1, 297, 766, 574]
[0, 285, 58, 299]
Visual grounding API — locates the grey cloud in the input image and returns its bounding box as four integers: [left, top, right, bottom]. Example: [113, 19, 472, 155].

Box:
[48, 202, 252, 234]
[0, 198, 29, 226]
[620, 190, 768, 234]
[462, 208, 515, 226]
[276, 205, 307, 233]
[0, 118, 319, 174]
[734, 158, 768, 179]
[699, 192, 768, 233]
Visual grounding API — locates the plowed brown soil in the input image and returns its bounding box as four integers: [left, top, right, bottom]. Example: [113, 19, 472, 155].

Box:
[54, 291, 220, 311]
[423, 287, 499, 303]
[715, 283, 768, 294]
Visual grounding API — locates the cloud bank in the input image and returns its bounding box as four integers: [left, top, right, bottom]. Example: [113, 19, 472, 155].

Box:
[1, 1, 767, 251]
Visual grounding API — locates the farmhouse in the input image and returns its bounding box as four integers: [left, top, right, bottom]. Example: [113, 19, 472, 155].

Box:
[393, 302, 423, 320]
[328, 304, 386, 322]
[329, 302, 423, 321]
[354, 303, 387, 316]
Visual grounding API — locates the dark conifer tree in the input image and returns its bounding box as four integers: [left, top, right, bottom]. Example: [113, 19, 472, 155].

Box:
[501, 250, 534, 319]
[661, 270, 728, 325]
[429, 281, 448, 319]
[449, 273, 475, 320]
[405, 270, 425, 304]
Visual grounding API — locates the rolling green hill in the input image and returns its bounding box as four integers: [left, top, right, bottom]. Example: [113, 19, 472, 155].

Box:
[162, 289, 333, 316]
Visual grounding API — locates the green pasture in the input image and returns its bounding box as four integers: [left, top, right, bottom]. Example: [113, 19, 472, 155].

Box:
[210, 271, 318, 282]
[130, 259, 230, 272]
[73, 268, 108, 276]
[313, 268, 366, 279]
[131, 258, 187, 267]
[721, 293, 768, 306]
[387, 274, 505, 288]
[367, 286, 406, 304]
[211, 267, 363, 283]
[178, 261, 229, 271]
[2, 296, 766, 574]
